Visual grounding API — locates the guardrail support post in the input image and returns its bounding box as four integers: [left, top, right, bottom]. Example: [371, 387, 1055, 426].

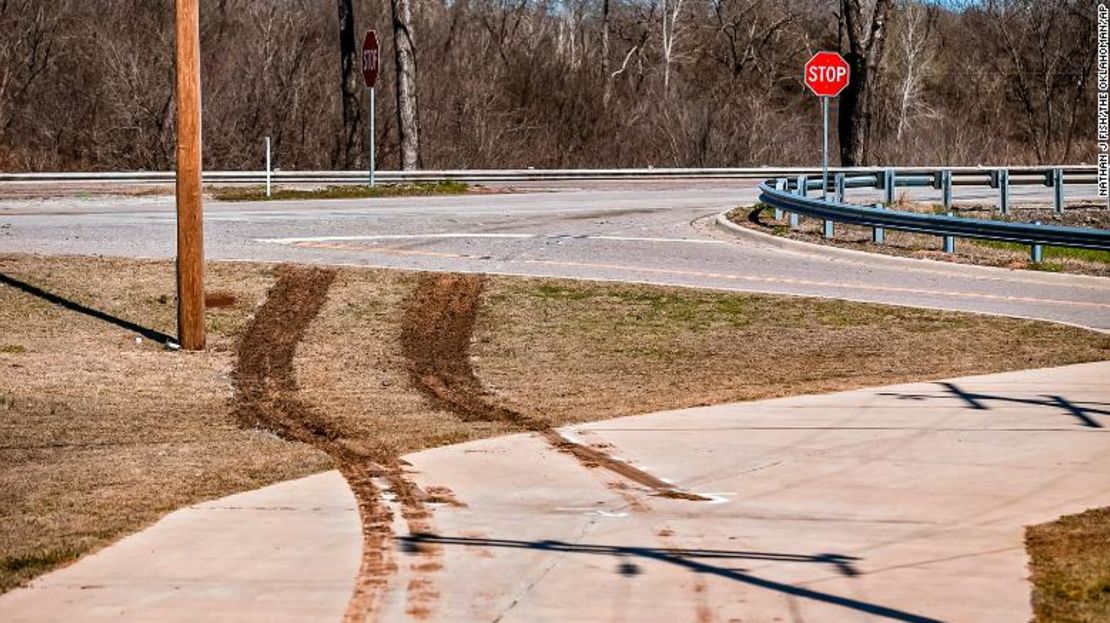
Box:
[835, 173, 845, 203]
[943, 212, 956, 253]
[943, 170, 953, 211]
[1050, 168, 1064, 214]
[824, 219, 834, 239]
[790, 175, 806, 229]
[935, 169, 953, 212]
[883, 168, 896, 206]
[872, 203, 885, 245]
[993, 169, 1010, 215]
[773, 179, 785, 220]
[1031, 221, 1044, 263]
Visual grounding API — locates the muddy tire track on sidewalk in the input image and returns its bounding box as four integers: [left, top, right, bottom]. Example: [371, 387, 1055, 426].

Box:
[231, 265, 440, 622]
[400, 272, 707, 501]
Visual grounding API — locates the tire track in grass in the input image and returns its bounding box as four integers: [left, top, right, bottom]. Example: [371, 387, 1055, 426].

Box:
[231, 265, 440, 622]
[399, 272, 707, 501]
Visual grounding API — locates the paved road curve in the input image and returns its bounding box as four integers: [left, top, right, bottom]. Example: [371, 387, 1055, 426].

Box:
[1, 181, 1107, 329]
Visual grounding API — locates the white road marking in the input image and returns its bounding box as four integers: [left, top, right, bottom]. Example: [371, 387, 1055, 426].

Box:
[257, 233, 729, 245]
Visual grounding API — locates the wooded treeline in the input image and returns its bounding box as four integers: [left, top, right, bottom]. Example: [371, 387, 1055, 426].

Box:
[0, 0, 1097, 171]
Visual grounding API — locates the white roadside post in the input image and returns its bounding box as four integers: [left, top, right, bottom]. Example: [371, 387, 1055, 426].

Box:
[362, 30, 380, 187]
[265, 136, 272, 197]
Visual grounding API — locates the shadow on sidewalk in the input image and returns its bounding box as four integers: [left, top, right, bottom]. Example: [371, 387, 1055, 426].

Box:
[882, 381, 1107, 429]
[399, 533, 943, 623]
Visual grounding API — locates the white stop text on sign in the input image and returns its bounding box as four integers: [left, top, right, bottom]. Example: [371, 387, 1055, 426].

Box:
[363, 50, 378, 73]
[807, 65, 847, 84]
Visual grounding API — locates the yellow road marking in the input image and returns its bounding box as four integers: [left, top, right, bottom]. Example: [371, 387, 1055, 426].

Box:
[290, 241, 1110, 310]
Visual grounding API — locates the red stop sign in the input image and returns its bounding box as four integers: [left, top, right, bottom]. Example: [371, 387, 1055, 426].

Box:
[804, 52, 850, 97]
[362, 31, 380, 88]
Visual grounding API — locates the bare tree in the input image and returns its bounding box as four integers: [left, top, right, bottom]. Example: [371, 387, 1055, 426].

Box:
[602, 0, 613, 107]
[894, 1, 935, 142]
[391, 0, 421, 170]
[977, 0, 1096, 163]
[0, 1, 61, 139]
[660, 0, 687, 93]
[0, 0, 1099, 172]
[838, 0, 895, 166]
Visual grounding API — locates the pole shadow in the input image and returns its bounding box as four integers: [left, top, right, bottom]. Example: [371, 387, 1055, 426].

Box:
[0, 273, 178, 347]
[399, 533, 943, 623]
[881, 382, 1107, 429]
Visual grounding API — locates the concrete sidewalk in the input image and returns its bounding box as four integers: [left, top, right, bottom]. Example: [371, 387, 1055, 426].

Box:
[2, 362, 1108, 622]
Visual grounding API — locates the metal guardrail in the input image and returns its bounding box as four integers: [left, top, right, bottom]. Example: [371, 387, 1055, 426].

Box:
[758, 169, 1110, 257]
[0, 165, 1100, 186]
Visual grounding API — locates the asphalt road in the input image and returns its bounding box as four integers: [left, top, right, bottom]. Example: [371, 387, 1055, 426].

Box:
[1, 181, 1107, 329]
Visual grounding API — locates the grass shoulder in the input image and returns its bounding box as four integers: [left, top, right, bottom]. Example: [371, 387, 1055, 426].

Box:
[1027, 507, 1110, 622]
[1, 253, 1108, 593]
[970, 238, 1110, 266]
[730, 204, 1110, 277]
[211, 180, 470, 202]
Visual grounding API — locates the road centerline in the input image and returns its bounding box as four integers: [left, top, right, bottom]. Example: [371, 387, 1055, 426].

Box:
[257, 233, 730, 246]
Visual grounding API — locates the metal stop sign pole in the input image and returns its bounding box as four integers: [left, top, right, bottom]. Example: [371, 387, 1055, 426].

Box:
[822, 96, 830, 200]
[369, 86, 376, 187]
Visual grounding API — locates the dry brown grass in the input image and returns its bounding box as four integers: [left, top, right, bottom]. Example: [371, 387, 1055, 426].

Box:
[0, 185, 176, 200]
[0, 255, 330, 593]
[472, 280, 1110, 423]
[1027, 507, 1110, 622]
[1, 253, 1107, 594]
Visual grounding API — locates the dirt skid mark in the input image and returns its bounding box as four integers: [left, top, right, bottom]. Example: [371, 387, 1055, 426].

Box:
[607, 481, 649, 513]
[231, 265, 442, 622]
[401, 272, 707, 501]
[537, 429, 703, 496]
[339, 466, 398, 622]
[654, 528, 715, 623]
[424, 486, 467, 508]
[383, 469, 443, 620]
[401, 273, 522, 425]
[205, 291, 237, 308]
[694, 579, 715, 623]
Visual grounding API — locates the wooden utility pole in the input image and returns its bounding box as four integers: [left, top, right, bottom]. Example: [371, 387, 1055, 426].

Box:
[175, 0, 205, 350]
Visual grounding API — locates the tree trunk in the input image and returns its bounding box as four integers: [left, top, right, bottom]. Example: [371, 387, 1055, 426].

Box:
[336, 0, 360, 168]
[391, 0, 421, 170]
[602, 0, 612, 108]
[837, 52, 870, 166]
[837, 0, 893, 167]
